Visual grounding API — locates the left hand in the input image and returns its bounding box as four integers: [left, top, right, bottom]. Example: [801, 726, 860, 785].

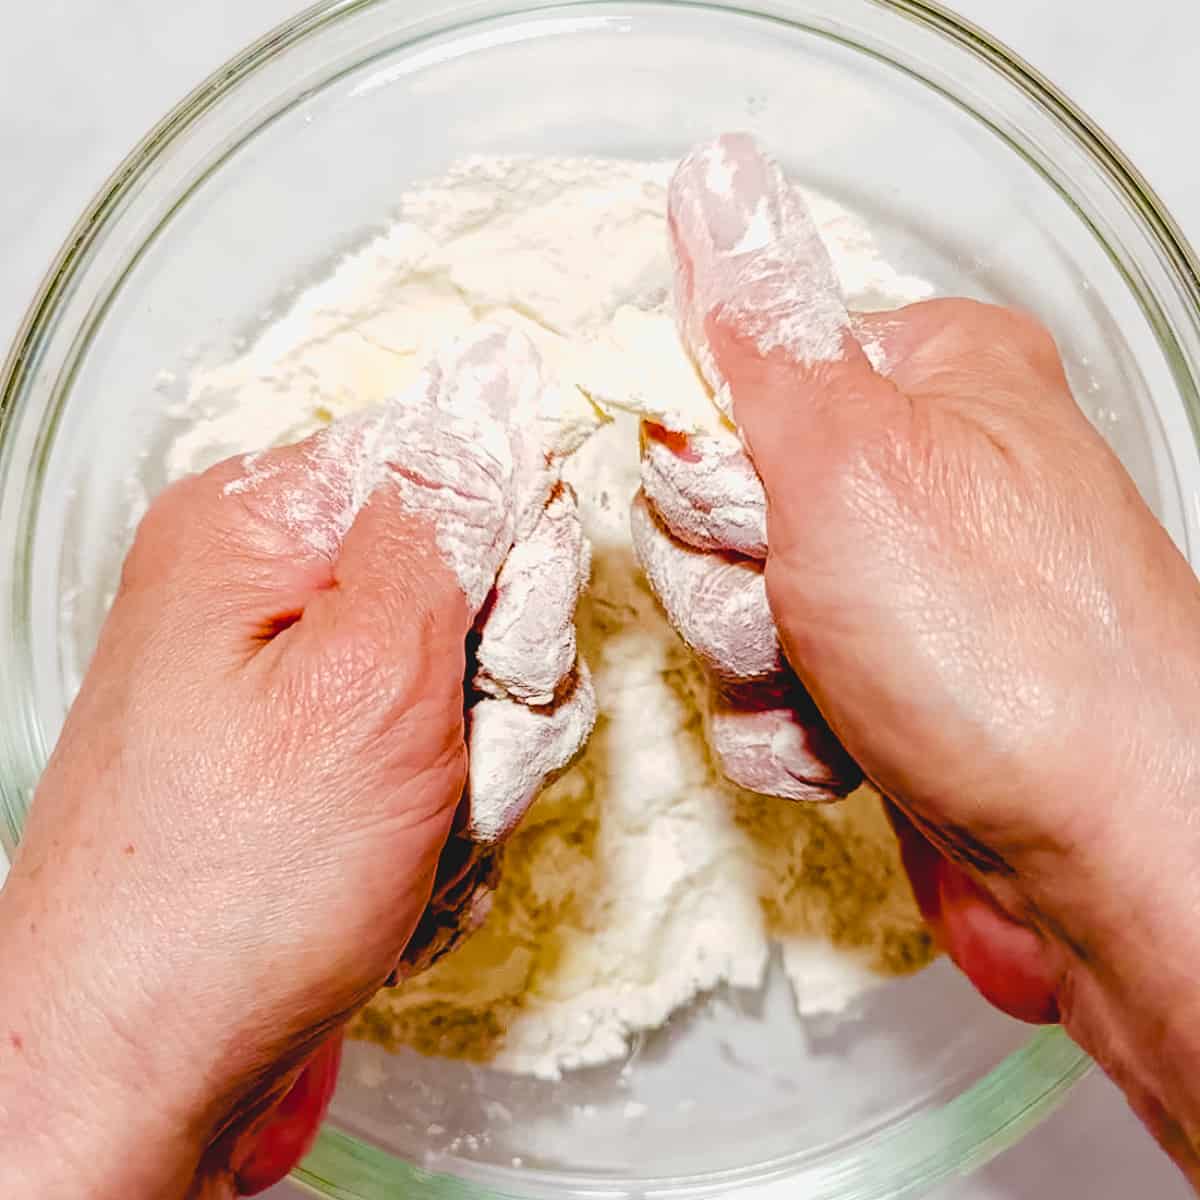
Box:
[0, 329, 592, 1197]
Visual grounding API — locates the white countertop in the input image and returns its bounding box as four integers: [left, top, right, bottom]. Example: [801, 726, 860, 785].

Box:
[1, 2, 1195, 1197]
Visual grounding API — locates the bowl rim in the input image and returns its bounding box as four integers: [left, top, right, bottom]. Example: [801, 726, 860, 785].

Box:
[4, 0, 1200, 414]
[2, 1, 1198, 1198]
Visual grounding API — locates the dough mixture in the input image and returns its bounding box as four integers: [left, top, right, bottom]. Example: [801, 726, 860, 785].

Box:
[170, 155, 938, 1080]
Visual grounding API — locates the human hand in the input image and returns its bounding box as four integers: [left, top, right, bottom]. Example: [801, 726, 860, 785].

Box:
[639, 133, 1200, 1183]
[0, 326, 594, 1197]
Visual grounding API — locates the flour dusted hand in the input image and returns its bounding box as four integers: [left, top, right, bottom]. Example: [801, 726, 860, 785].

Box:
[321, 324, 599, 977]
[0, 320, 600, 1197]
[652, 134, 1200, 1189]
[632, 134, 860, 803]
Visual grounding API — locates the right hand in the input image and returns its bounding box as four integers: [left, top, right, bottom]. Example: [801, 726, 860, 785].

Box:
[637, 134, 1200, 1184]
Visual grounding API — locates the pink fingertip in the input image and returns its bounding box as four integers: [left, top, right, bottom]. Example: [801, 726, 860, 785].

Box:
[707, 675, 862, 801]
[669, 133, 791, 262]
[667, 134, 852, 406]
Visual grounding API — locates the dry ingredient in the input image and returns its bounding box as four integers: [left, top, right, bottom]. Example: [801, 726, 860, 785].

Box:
[171, 154, 937, 1081]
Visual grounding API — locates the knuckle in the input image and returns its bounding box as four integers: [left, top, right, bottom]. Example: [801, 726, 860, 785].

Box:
[120, 474, 210, 591]
[998, 308, 1064, 376]
[922, 299, 1064, 379]
[122, 455, 320, 598]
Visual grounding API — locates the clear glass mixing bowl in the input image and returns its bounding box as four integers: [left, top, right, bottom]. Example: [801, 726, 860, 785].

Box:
[4, 1, 1200, 1197]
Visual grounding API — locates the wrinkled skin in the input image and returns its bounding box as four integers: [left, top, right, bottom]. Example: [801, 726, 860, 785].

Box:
[645, 134, 1200, 1185]
[0, 450, 471, 1197]
[4, 133, 1200, 1196]
[0, 330, 592, 1197]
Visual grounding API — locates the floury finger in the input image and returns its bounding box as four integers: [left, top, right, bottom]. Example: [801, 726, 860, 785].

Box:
[668, 133, 854, 416]
[630, 489, 781, 681]
[474, 484, 591, 707]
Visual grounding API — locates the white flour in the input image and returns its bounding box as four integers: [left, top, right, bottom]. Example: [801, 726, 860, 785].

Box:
[171, 155, 936, 1080]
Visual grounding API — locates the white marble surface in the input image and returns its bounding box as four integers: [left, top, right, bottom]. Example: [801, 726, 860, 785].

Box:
[1, 2, 1196, 1197]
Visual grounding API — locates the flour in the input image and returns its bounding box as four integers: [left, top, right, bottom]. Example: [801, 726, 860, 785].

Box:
[173, 153, 936, 1080]
[573, 305, 729, 436]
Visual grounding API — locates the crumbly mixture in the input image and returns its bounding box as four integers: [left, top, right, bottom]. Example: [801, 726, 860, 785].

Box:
[172, 155, 937, 1080]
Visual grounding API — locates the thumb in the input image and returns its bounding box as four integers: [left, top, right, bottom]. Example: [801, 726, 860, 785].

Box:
[668, 133, 913, 559]
[273, 477, 471, 839]
[245, 477, 471, 996]
[287, 474, 472, 669]
[887, 805, 1061, 1026]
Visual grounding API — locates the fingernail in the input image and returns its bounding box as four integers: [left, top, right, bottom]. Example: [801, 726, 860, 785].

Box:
[670, 134, 767, 344]
[669, 134, 851, 375]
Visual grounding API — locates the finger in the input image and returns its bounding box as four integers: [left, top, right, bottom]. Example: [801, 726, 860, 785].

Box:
[631, 489, 781, 680]
[667, 135, 911, 532]
[705, 672, 862, 801]
[465, 664, 597, 844]
[120, 326, 524, 660]
[348, 325, 542, 615]
[435, 323, 562, 538]
[668, 133, 858, 418]
[475, 483, 590, 706]
[124, 324, 551, 670]
[227, 458, 493, 1015]
[278, 334, 558, 712]
[389, 835, 502, 982]
[848, 309, 930, 380]
[281, 476, 472, 704]
[637, 315, 913, 563]
[232, 1032, 344, 1195]
[887, 806, 1060, 1025]
[640, 421, 767, 558]
[266, 484, 471, 959]
[937, 861, 1062, 1025]
[227, 324, 538, 668]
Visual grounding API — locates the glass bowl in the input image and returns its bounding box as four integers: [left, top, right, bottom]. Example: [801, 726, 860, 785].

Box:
[4, 1, 1200, 1197]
